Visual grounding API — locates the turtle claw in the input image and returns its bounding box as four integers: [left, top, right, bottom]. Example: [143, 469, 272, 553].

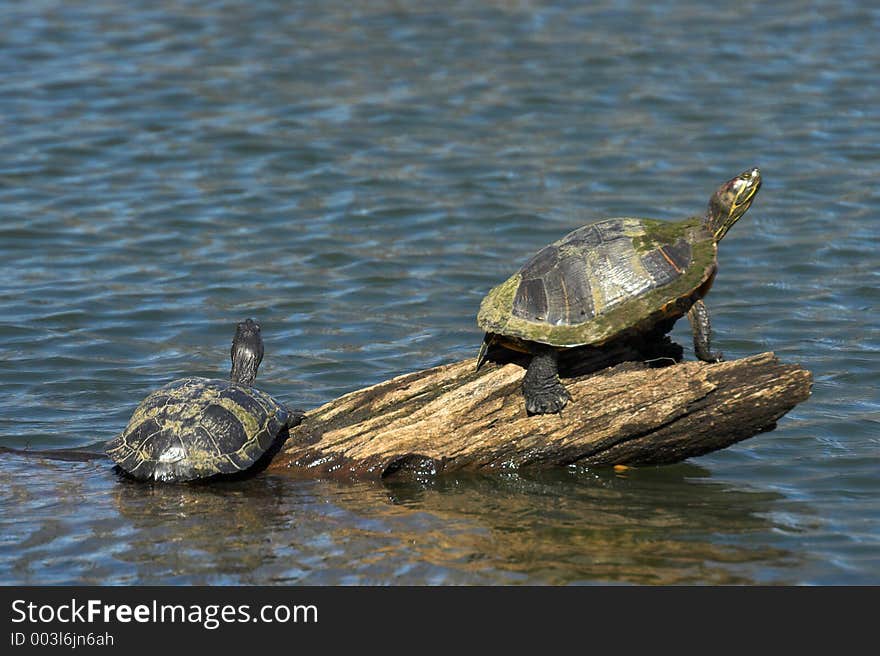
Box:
[696, 350, 724, 363]
[525, 385, 571, 415]
[697, 348, 725, 363]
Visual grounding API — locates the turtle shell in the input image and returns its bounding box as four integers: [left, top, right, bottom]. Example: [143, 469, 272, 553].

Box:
[477, 216, 718, 348]
[106, 377, 291, 482]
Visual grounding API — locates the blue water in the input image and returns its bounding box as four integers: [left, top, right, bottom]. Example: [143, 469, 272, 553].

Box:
[0, 0, 878, 584]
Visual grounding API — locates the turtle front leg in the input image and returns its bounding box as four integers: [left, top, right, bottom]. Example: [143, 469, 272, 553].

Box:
[522, 346, 571, 415]
[687, 299, 724, 363]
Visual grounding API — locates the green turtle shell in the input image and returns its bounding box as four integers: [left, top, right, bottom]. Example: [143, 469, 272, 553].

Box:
[106, 377, 290, 482]
[477, 216, 718, 348]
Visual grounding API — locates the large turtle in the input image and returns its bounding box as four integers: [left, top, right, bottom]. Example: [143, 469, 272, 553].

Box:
[476, 167, 762, 415]
[106, 319, 304, 482]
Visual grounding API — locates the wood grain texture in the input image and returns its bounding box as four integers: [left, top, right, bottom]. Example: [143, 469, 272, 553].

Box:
[268, 351, 812, 480]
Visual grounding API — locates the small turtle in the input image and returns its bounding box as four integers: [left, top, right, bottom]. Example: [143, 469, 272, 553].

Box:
[476, 167, 762, 415]
[106, 319, 304, 482]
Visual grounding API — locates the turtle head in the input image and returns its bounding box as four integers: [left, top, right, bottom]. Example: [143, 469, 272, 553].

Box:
[704, 167, 761, 243]
[230, 318, 264, 386]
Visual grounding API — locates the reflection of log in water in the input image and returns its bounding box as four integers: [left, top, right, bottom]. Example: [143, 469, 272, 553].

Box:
[0, 450, 805, 584]
[111, 466, 802, 585]
[375, 467, 802, 585]
[269, 350, 812, 479]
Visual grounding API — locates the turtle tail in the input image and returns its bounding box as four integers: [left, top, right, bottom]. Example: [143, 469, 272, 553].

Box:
[476, 334, 495, 371]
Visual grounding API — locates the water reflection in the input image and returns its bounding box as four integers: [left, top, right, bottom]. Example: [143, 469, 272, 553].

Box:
[110, 477, 302, 584]
[372, 466, 807, 584]
[107, 463, 808, 585]
[0, 451, 821, 584]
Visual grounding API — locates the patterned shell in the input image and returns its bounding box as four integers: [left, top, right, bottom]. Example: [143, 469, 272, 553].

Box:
[106, 377, 290, 482]
[477, 217, 718, 347]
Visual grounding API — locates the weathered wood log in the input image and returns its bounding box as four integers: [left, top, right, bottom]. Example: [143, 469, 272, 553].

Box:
[268, 350, 812, 480]
[0, 346, 812, 482]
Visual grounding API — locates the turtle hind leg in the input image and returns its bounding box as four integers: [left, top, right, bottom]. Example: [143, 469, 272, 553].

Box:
[688, 299, 724, 363]
[522, 345, 571, 415]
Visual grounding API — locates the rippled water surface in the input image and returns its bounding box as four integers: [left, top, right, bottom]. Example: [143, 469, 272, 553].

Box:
[1, 0, 878, 585]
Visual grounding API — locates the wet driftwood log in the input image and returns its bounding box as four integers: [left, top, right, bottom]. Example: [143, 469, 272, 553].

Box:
[268, 347, 812, 480]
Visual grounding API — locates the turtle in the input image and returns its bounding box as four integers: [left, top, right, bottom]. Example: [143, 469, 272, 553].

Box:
[476, 167, 762, 415]
[106, 319, 304, 482]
